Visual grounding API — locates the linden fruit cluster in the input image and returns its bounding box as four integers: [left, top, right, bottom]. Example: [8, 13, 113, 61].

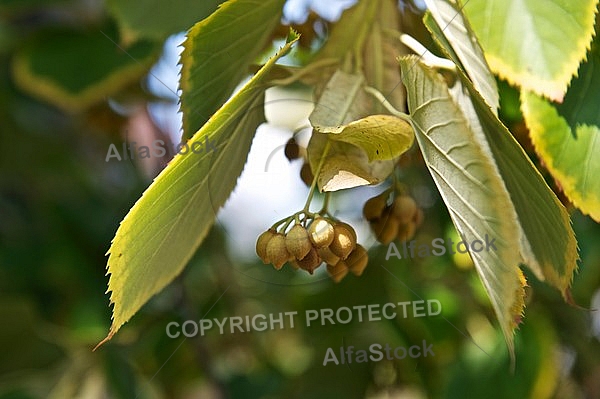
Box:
[364, 191, 424, 245]
[256, 215, 368, 283]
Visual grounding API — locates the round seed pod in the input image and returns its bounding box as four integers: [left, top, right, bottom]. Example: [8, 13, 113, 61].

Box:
[308, 217, 334, 248]
[285, 224, 312, 260]
[326, 261, 349, 283]
[370, 211, 399, 245]
[300, 162, 314, 186]
[284, 137, 300, 161]
[296, 247, 322, 274]
[413, 208, 424, 227]
[396, 221, 416, 242]
[329, 223, 356, 260]
[391, 195, 418, 224]
[335, 221, 357, 243]
[317, 246, 341, 265]
[363, 194, 387, 221]
[346, 245, 368, 276]
[256, 229, 277, 264]
[266, 233, 290, 270]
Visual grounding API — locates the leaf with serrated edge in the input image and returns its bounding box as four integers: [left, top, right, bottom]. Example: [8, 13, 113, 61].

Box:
[424, 0, 500, 113]
[107, 0, 223, 43]
[96, 36, 299, 348]
[322, 115, 414, 162]
[423, 0, 499, 113]
[463, 0, 598, 101]
[179, 0, 286, 140]
[400, 56, 524, 355]
[426, 5, 579, 297]
[523, 92, 600, 222]
[460, 75, 578, 297]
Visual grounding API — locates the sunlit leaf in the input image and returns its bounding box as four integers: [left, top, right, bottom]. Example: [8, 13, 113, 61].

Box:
[423, 0, 499, 112]
[400, 56, 524, 354]
[307, 132, 394, 192]
[522, 92, 600, 222]
[463, 0, 598, 101]
[323, 115, 414, 162]
[426, 6, 579, 297]
[179, 0, 286, 140]
[96, 36, 298, 347]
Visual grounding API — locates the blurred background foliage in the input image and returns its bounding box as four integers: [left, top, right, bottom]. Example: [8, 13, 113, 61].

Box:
[1, 0, 600, 398]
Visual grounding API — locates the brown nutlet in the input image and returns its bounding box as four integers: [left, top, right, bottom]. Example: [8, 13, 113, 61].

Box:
[266, 233, 290, 270]
[318, 246, 341, 265]
[329, 223, 356, 260]
[284, 137, 300, 161]
[363, 194, 387, 221]
[308, 217, 335, 248]
[346, 245, 368, 276]
[300, 162, 313, 186]
[285, 224, 312, 260]
[396, 222, 417, 242]
[371, 210, 399, 245]
[392, 195, 418, 224]
[256, 229, 276, 264]
[296, 247, 322, 274]
[327, 261, 349, 283]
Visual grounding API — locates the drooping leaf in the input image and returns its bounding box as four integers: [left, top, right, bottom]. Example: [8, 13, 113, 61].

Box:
[312, 0, 406, 110]
[313, 0, 379, 62]
[308, 70, 371, 131]
[107, 0, 223, 43]
[12, 28, 158, 112]
[307, 132, 395, 192]
[179, 0, 286, 140]
[307, 69, 395, 191]
[362, 0, 406, 112]
[463, 0, 598, 101]
[522, 92, 600, 222]
[460, 78, 578, 297]
[426, 7, 579, 296]
[400, 56, 525, 354]
[322, 115, 414, 162]
[96, 35, 299, 347]
[422, 0, 499, 112]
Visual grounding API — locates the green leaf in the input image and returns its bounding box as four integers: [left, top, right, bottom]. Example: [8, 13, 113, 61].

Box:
[557, 35, 600, 129]
[422, 0, 499, 112]
[463, 0, 598, 101]
[522, 92, 600, 222]
[520, 36, 600, 222]
[96, 36, 299, 347]
[12, 28, 158, 112]
[312, 0, 406, 111]
[307, 132, 395, 192]
[308, 70, 371, 130]
[107, 0, 223, 43]
[459, 77, 578, 297]
[307, 69, 396, 191]
[324, 115, 414, 162]
[400, 56, 525, 354]
[179, 0, 286, 140]
[425, 0, 579, 296]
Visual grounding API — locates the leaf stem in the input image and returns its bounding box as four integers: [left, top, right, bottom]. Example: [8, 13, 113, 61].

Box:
[363, 86, 412, 122]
